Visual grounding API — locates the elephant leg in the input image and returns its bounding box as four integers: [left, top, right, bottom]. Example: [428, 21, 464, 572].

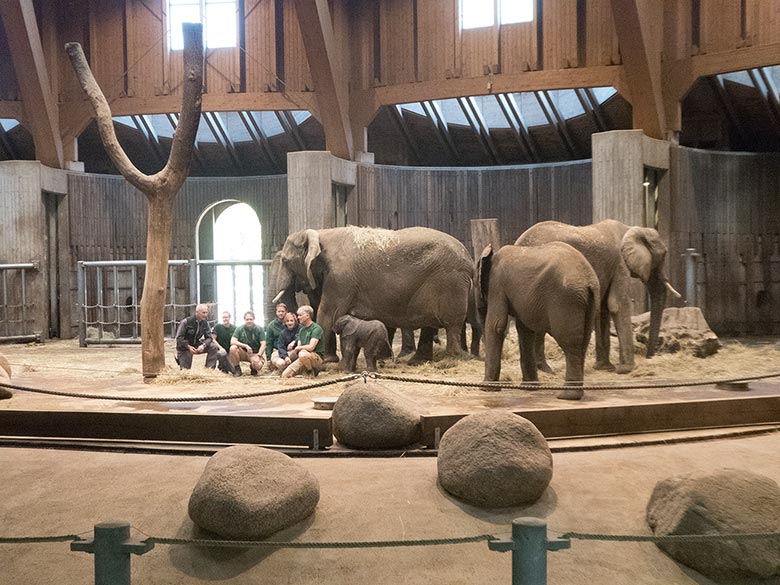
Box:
[481, 302, 508, 388]
[534, 332, 554, 374]
[315, 297, 344, 363]
[611, 293, 636, 374]
[593, 300, 615, 371]
[408, 327, 436, 365]
[516, 320, 539, 383]
[365, 349, 378, 372]
[386, 326, 397, 346]
[460, 322, 468, 352]
[340, 343, 358, 372]
[444, 325, 463, 358]
[469, 323, 481, 357]
[398, 328, 416, 357]
[557, 344, 585, 401]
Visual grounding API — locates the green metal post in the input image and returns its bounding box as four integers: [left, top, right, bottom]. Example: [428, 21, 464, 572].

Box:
[71, 521, 154, 585]
[488, 516, 570, 585]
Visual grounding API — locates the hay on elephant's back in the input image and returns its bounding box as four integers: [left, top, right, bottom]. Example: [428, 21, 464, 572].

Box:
[347, 226, 399, 252]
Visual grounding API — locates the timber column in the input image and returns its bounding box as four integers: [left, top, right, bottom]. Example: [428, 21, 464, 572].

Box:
[592, 129, 670, 235]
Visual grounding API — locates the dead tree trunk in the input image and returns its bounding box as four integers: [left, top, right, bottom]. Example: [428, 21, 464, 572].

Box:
[66, 23, 203, 379]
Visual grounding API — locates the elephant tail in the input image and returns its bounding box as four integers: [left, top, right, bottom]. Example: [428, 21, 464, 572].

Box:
[582, 281, 599, 362]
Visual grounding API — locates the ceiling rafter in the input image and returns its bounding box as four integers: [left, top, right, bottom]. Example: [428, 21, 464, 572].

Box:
[237, 111, 283, 173]
[494, 93, 540, 163]
[203, 111, 244, 172]
[420, 101, 461, 163]
[575, 88, 605, 133]
[457, 97, 500, 164]
[388, 106, 422, 165]
[275, 111, 307, 151]
[610, 0, 665, 138]
[707, 77, 750, 145]
[585, 88, 611, 130]
[749, 69, 780, 135]
[130, 114, 167, 168]
[0, 0, 63, 167]
[0, 123, 19, 159]
[534, 91, 578, 158]
[293, 0, 353, 159]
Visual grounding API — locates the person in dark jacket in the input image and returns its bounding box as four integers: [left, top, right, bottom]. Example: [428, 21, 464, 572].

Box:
[271, 311, 299, 373]
[175, 304, 225, 370]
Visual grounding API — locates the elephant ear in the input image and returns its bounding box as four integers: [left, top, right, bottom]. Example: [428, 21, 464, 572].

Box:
[621, 227, 667, 283]
[303, 229, 321, 291]
[476, 244, 494, 313]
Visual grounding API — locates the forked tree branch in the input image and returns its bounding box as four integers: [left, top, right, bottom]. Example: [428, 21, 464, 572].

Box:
[65, 23, 203, 197]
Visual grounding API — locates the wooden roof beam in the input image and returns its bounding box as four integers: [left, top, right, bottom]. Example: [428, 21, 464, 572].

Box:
[0, 0, 63, 167]
[458, 97, 500, 164]
[495, 93, 540, 163]
[237, 111, 283, 173]
[610, 0, 665, 139]
[387, 106, 422, 165]
[421, 101, 461, 163]
[293, 0, 353, 160]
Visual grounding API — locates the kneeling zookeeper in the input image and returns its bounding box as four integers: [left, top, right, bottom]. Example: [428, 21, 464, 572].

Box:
[281, 305, 324, 379]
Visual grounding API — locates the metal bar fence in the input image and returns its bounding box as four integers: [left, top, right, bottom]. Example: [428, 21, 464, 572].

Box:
[77, 259, 272, 347]
[0, 263, 39, 343]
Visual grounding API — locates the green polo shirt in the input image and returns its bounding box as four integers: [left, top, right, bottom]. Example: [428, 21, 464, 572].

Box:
[296, 322, 325, 358]
[264, 318, 285, 360]
[233, 324, 265, 353]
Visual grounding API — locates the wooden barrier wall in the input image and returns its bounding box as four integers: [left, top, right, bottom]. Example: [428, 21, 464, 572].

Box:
[669, 146, 780, 335]
[353, 161, 593, 249]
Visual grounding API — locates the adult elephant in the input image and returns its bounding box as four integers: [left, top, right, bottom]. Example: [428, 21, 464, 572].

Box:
[515, 220, 681, 374]
[272, 226, 474, 364]
[477, 243, 599, 400]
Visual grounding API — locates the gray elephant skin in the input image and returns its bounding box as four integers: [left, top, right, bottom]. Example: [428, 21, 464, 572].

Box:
[333, 315, 393, 372]
[273, 226, 474, 363]
[515, 219, 680, 374]
[477, 242, 599, 400]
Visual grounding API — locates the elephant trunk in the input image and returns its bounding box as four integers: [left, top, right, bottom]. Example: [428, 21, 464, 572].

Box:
[646, 275, 668, 358]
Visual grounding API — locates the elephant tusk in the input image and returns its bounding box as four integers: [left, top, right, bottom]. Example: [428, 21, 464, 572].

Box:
[665, 280, 682, 298]
[271, 290, 285, 304]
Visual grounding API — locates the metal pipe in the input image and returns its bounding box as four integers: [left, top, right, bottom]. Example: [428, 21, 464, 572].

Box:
[0, 263, 36, 270]
[77, 261, 86, 347]
[0, 334, 41, 344]
[97, 266, 104, 341]
[20, 269, 27, 336]
[80, 260, 190, 267]
[169, 264, 175, 337]
[249, 264, 254, 313]
[113, 266, 119, 334]
[231, 265, 237, 321]
[2, 269, 7, 338]
[71, 521, 154, 585]
[131, 266, 138, 340]
[85, 337, 143, 345]
[683, 248, 701, 307]
[196, 259, 270, 266]
[189, 259, 198, 307]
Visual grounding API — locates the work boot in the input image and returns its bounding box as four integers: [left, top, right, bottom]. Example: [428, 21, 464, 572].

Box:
[232, 365, 243, 377]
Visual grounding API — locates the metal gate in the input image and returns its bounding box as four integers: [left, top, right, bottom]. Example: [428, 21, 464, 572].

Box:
[77, 259, 271, 346]
[0, 263, 40, 343]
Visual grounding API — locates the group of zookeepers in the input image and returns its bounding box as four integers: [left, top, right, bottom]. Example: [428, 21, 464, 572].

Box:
[175, 220, 680, 400]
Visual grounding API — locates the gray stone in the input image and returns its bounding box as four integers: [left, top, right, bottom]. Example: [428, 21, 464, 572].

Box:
[0, 353, 12, 399]
[646, 469, 780, 581]
[188, 445, 319, 540]
[437, 411, 552, 508]
[332, 380, 421, 449]
[630, 306, 721, 357]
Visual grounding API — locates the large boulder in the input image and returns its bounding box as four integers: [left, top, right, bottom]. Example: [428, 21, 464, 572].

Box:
[646, 469, 780, 581]
[631, 307, 721, 357]
[437, 411, 552, 508]
[0, 353, 12, 399]
[332, 380, 421, 449]
[188, 445, 320, 539]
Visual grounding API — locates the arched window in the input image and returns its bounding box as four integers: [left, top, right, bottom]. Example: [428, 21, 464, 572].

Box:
[213, 203, 264, 324]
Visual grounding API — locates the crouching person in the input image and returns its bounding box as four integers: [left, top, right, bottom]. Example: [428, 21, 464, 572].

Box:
[229, 311, 266, 376]
[175, 304, 225, 370]
[281, 305, 324, 379]
[333, 315, 393, 372]
[271, 311, 299, 373]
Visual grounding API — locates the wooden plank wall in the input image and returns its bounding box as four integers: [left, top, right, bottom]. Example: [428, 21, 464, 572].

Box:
[66, 173, 287, 335]
[669, 146, 780, 335]
[354, 161, 593, 251]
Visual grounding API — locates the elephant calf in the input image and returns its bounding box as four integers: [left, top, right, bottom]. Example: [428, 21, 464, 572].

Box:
[477, 243, 600, 400]
[333, 315, 393, 372]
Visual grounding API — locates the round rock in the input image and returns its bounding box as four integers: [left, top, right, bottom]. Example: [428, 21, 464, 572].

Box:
[437, 411, 552, 508]
[332, 380, 421, 449]
[0, 353, 12, 399]
[646, 469, 780, 580]
[188, 445, 320, 540]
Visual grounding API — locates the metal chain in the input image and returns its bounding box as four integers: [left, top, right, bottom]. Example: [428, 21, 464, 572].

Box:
[146, 534, 496, 548]
[369, 371, 780, 391]
[0, 375, 360, 402]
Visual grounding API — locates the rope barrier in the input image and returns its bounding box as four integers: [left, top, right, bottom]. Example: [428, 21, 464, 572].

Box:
[369, 371, 780, 391]
[146, 534, 497, 548]
[0, 534, 85, 544]
[557, 530, 780, 543]
[0, 374, 360, 402]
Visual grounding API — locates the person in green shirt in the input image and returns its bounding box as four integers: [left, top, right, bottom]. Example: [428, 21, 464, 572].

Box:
[264, 302, 288, 370]
[281, 304, 324, 379]
[229, 310, 266, 376]
[211, 310, 237, 374]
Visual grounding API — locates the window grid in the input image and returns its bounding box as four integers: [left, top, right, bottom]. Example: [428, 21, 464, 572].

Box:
[168, 0, 237, 50]
[461, 0, 534, 30]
